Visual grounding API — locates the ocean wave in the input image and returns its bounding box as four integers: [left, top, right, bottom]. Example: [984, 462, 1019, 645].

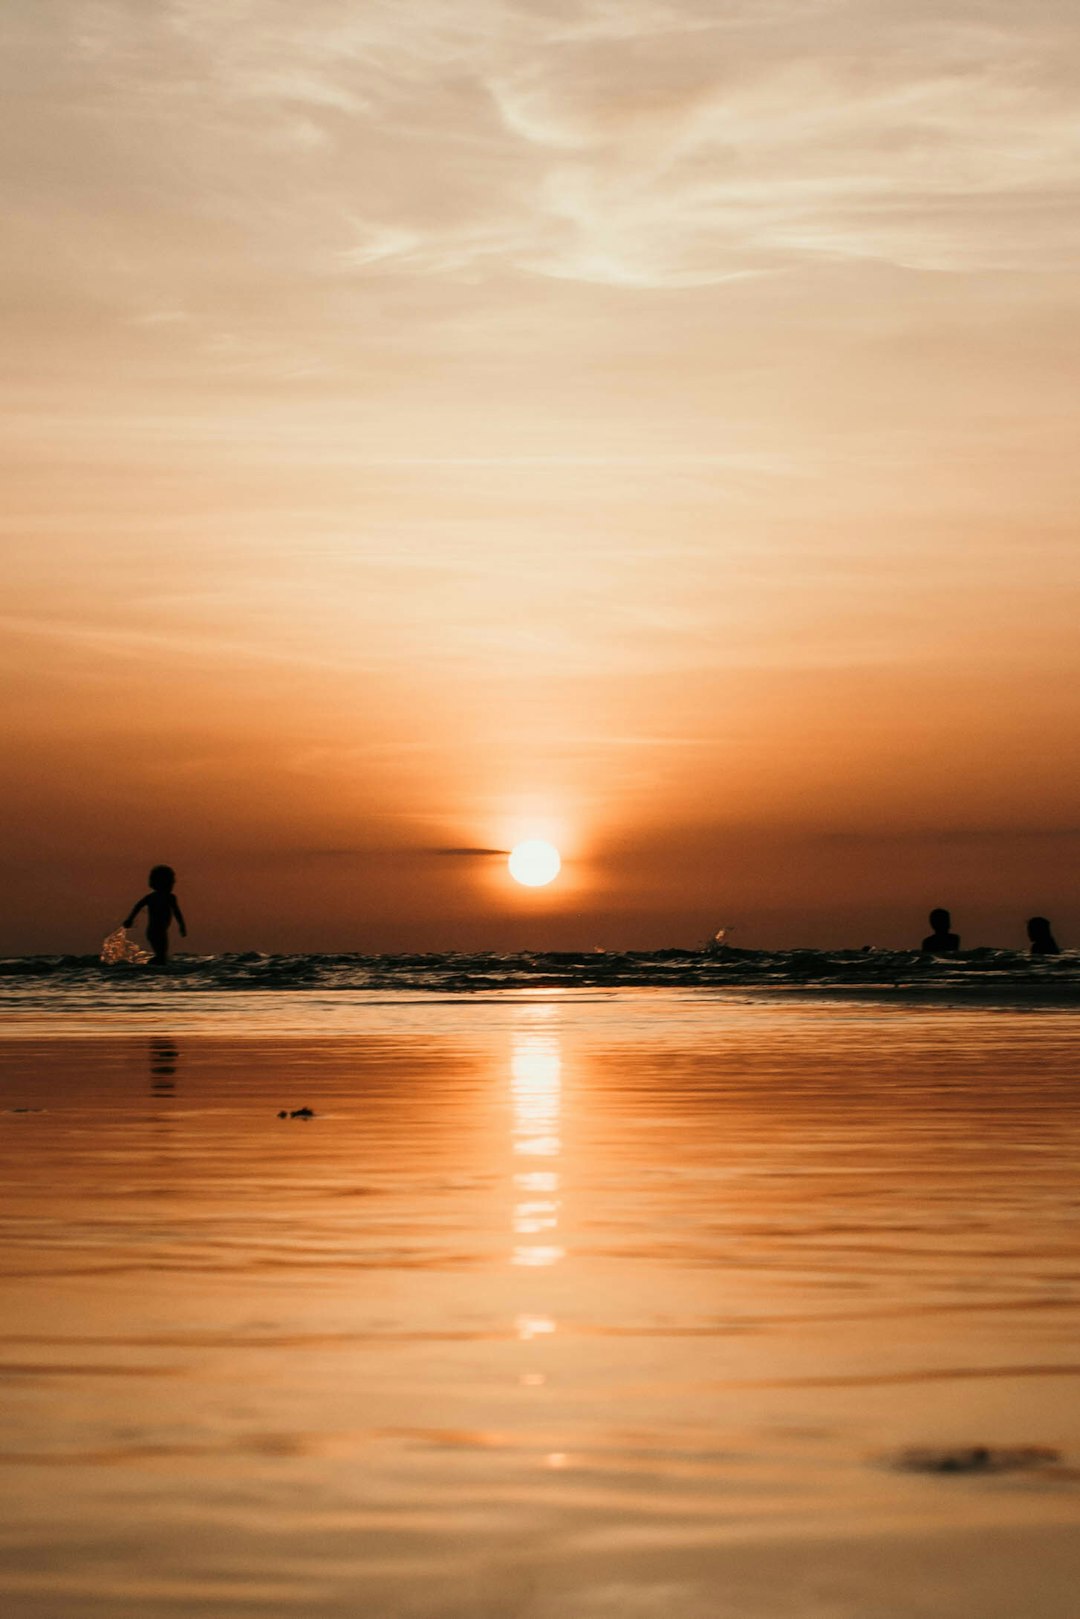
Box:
[1, 946, 1078, 998]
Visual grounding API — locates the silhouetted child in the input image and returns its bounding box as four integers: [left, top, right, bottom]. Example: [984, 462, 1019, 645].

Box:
[921, 907, 960, 954]
[124, 866, 186, 965]
[1027, 916, 1060, 956]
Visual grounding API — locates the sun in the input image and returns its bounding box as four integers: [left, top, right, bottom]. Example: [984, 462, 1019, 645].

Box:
[508, 839, 561, 888]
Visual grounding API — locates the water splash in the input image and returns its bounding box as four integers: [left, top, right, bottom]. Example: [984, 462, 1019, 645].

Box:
[99, 928, 150, 967]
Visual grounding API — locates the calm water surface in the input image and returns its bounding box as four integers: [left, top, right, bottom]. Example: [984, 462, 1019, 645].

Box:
[2, 992, 1079, 1617]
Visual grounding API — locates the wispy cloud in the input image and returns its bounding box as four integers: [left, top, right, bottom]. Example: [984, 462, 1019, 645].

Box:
[280, 845, 507, 859]
[18, 0, 1079, 306]
[821, 826, 1080, 843]
[0, 613, 351, 673]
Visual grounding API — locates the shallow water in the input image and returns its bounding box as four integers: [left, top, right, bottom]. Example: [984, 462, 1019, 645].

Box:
[2, 994, 1079, 1617]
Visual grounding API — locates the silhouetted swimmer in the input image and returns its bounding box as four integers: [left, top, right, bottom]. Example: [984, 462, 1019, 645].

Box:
[1027, 916, 1060, 956]
[921, 908, 960, 954]
[124, 865, 186, 966]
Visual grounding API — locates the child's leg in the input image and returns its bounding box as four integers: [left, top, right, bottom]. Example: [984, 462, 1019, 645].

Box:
[147, 927, 168, 965]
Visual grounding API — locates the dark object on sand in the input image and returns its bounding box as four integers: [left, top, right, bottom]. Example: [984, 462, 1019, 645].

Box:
[891, 1445, 1060, 1475]
[277, 1107, 316, 1119]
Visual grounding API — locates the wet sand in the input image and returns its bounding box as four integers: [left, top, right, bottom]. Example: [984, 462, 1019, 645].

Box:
[1, 996, 1079, 1616]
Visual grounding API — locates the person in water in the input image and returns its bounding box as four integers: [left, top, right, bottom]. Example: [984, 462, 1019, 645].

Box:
[1026, 916, 1060, 956]
[124, 865, 186, 965]
[921, 907, 960, 954]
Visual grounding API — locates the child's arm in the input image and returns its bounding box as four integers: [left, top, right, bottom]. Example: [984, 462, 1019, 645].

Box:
[124, 894, 149, 927]
[171, 897, 187, 938]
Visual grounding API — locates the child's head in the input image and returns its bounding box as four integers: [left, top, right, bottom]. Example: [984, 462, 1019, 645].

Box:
[149, 865, 176, 892]
[929, 907, 951, 933]
[1027, 916, 1053, 944]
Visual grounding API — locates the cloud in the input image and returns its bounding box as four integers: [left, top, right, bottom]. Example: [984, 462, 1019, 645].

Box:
[821, 826, 1080, 843]
[429, 845, 507, 856]
[0, 613, 351, 673]
[282, 845, 508, 859]
[8, 0, 1078, 315]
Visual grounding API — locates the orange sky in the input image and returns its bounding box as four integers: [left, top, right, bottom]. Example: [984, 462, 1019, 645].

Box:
[3, 1, 1079, 954]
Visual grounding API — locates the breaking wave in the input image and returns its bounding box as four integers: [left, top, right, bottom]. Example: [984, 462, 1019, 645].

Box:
[1, 946, 1078, 1004]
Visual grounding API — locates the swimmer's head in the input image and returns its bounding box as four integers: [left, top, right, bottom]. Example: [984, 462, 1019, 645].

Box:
[928, 907, 951, 933]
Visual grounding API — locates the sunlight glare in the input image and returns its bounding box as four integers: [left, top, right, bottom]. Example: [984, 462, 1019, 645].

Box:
[508, 839, 561, 887]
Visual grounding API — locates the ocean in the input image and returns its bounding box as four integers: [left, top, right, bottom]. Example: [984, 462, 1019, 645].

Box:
[1, 969, 1078, 1615]
[2, 944, 1079, 1013]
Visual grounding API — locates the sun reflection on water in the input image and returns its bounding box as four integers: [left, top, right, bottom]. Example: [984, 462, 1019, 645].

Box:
[510, 1030, 564, 1270]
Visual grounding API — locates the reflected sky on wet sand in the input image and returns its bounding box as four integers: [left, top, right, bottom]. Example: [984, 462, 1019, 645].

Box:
[1, 996, 1079, 1617]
